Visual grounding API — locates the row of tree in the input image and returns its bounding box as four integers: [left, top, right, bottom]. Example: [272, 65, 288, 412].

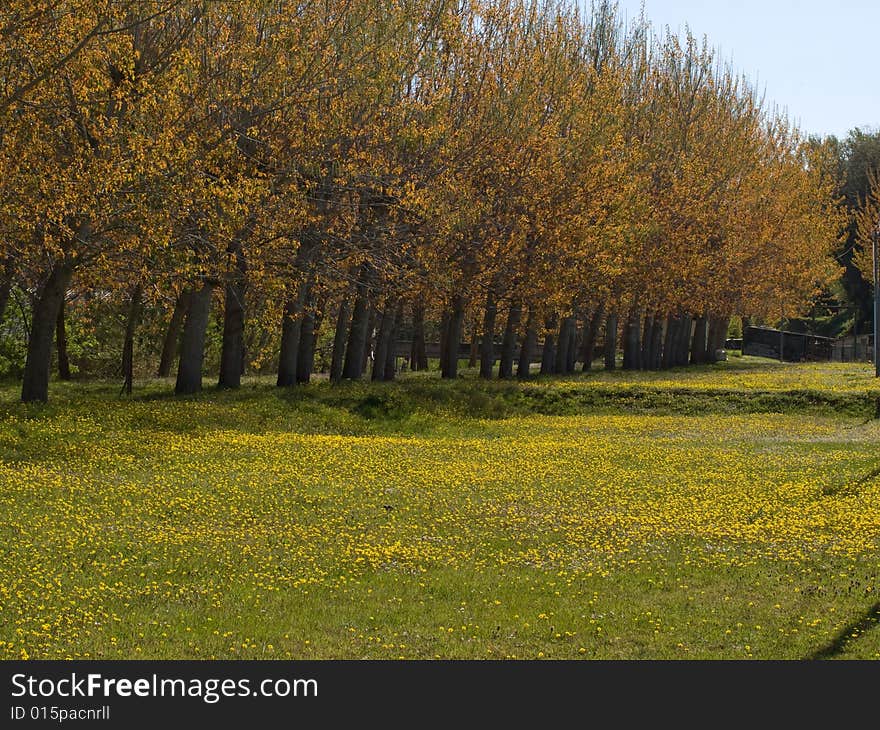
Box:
[0, 1, 843, 402]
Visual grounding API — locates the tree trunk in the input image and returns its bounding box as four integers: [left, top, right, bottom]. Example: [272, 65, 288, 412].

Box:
[467, 320, 478, 369]
[650, 312, 665, 370]
[411, 303, 428, 371]
[297, 299, 317, 384]
[479, 291, 497, 379]
[706, 317, 719, 363]
[362, 306, 377, 374]
[716, 316, 731, 355]
[312, 306, 324, 371]
[121, 283, 143, 395]
[372, 300, 396, 382]
[343, 275, 371, 380]
[55, 297, 71, 381]
[218, 247, 247, 389]
[582, 302, 605, 372]
[554, 316, 573, 374]
[540, 314, 558, 375]
[661, 314, 678, 370]
[676, 315, 693, 366]
[384, 299, 404, 380]
[517, 308, 537, 379]
[276, 296, 302, 387]
[330, 296, 352, 383]
[442, 295, 465, 379]
[707, 316, 730, 362]
[439, 310, 450, 376]
[553, 317, 570, 375]
[622, 306, 641, 371]
[157, 290, 191, 377]
[604, 312, 618, 370]
[278, 239, 319, 386]
[174, 281, 213, 395]
[621, 308, 634, 371]
[499, 302, 521, 379]
[566, 317, 578, 373]
[641, 314, 654, 370]
[22, 262, 73, 402]
[644, 314, 655, 370]
[691, 315, 708, 365]
[672, 315, 690, 368]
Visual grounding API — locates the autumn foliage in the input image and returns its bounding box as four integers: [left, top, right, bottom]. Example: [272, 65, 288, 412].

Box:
[0, 1, 842, 401]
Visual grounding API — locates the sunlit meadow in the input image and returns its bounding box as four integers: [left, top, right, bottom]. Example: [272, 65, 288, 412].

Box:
[1, 357, 879, 659]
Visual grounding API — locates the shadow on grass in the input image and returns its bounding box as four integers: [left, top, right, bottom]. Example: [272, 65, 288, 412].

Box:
[2, 366, 877, 421]
[822, 462, 880, 498]
[805, 602, 880, 660]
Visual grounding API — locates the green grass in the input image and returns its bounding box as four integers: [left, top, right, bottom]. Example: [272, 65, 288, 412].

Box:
[1, 357, 879, 659]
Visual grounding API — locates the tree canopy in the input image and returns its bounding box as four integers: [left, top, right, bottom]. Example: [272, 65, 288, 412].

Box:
[0, 0, 844, 401]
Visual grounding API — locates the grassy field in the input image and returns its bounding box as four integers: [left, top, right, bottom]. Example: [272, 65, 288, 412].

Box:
[1, 357, 879, 659]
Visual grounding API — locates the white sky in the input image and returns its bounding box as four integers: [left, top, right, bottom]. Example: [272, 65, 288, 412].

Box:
[612, 0, 880, 139]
